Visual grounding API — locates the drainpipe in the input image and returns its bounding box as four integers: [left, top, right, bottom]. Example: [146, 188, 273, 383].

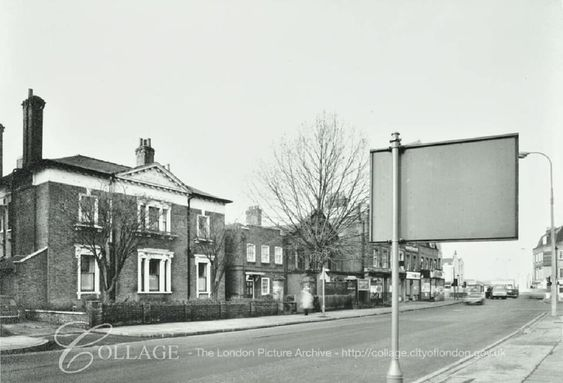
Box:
[187, 194, 193, 300]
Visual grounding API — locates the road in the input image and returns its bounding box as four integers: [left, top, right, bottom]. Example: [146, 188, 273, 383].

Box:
[0, 298, 548, 383]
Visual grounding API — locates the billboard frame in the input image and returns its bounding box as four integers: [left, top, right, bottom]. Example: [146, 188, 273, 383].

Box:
[369, 133, 519, 243]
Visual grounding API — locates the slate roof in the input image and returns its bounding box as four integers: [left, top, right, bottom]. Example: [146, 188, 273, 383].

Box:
[534, 226, 563, 249]
[51, 155, 131, 175]
[0, 155, 231, 203]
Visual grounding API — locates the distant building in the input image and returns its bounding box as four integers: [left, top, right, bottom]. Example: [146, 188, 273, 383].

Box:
[532, 227, 563, 294]
[225, 206, 285, 300]
[442, 251, 464, 288]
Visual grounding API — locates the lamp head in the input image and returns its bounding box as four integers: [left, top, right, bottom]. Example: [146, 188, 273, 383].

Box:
[518, 152, 530, 159]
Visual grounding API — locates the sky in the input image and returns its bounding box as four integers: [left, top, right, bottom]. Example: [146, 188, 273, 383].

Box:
[1, 0, 562, 286]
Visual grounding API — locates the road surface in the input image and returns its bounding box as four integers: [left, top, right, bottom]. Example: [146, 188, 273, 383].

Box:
[1, 298, 547, 383]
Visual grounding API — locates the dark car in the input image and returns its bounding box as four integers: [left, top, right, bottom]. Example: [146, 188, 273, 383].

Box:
[0, 295, 21, 322]
[505, 284, 519, 298]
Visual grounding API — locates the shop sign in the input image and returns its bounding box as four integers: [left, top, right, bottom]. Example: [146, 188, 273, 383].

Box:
[430, 270, 443, 278]
[405, 245, 419, 253]
[406, 272, 421, 280]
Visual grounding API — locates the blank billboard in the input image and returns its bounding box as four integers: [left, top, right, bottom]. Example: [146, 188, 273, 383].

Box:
[370, 134, 518, 242]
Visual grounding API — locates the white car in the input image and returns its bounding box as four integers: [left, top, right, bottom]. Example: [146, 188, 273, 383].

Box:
[491, 285, 508, 299]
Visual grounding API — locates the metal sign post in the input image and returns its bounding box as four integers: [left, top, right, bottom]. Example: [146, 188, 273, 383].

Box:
[387, 132, 403, 383]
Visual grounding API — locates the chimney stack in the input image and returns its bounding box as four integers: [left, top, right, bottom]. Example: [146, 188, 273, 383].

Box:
[135, 138, 155, 166]
[246, 206, 263, 226]
[22, 89, 46, 168]
[0, 124, 4, 177]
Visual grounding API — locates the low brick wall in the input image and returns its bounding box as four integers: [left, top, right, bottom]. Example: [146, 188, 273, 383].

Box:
[25, 309, 89, 329]
[95, 300, 282, 327]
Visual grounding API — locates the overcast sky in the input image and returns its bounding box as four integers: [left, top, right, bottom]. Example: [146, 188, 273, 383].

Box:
[1, 0, 562, 285]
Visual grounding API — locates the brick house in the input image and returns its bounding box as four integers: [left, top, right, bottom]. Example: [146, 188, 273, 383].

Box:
[225, 206, 285, 300]
[0, 90, 231, 309]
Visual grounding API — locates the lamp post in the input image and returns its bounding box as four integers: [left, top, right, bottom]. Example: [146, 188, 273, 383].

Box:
[519, 151, 558, 316]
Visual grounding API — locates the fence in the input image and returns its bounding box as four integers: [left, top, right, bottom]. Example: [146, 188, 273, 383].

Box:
[90, 299, 282, 327]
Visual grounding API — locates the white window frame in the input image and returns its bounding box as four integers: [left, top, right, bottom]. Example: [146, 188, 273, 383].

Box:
[138, 200, 172, 233]
[274, 246, 283, 265]
[75, 245, 101, 299]
[197, 214, 210, 239]
[0, 209, 4, 233]
[137, 248, 174, 294]
[261, 245, 270, 264]
[195, 254, 211, 298]
[247, 243, 256, 262]
[261, 277, 270, 295]
[78, 193, 99, 224]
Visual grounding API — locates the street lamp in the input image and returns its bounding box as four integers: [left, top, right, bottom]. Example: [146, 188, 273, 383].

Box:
[519, 151, 558, 316]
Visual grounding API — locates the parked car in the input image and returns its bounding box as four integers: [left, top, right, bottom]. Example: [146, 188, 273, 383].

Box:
[505, 284, 519, 298]
[524, 288, 548, 300]
[463, 284, 486, 305]
[491, 285, 508, 299]
[485, 285, 493, 299]
[0, 295, 21, 322]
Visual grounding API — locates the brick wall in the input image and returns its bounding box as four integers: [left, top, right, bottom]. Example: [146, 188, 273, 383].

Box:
[14, 249, 48, 308]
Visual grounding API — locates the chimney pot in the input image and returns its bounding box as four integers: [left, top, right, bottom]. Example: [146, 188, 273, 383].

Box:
[246, 206, 263, 226]
[135, 137, 155, 166]
[22, 89, 46, 168]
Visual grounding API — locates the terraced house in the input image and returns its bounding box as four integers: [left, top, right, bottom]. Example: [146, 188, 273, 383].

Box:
[0, 90, 231, 309]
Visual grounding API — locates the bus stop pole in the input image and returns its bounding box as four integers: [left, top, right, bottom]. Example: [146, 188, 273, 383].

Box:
[387, 132, 404, 383]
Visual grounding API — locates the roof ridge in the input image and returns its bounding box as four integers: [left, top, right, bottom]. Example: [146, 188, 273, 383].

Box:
[53, 154, 131, 170]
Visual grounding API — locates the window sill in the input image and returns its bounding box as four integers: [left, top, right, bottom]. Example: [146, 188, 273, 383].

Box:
[74, 223, 103, 232]
[137, 291, 173, 294]
[194, 237, 213, 243]
[135, 230, 178, 240]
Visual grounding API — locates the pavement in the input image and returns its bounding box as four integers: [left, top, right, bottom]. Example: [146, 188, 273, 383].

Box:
[414, 307, 563, 383]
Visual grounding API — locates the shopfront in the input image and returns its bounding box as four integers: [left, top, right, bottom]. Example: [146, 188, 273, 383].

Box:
[406, 272, 421, 301]
[431, 270, 445, 301]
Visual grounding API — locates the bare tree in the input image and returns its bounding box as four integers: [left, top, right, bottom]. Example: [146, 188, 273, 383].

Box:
[252, 112, 369, 272]
[192, 219, 240, 299]
[71, 185, 143, 303]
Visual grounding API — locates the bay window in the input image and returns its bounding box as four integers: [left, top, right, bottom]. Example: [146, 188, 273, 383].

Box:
[137, 249, 174, 293]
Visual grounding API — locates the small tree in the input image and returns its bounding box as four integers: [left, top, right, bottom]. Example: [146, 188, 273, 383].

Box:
[71, 185, 143, 303]
[192, 219, 242, 299]
[253, 112, 369, 273]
